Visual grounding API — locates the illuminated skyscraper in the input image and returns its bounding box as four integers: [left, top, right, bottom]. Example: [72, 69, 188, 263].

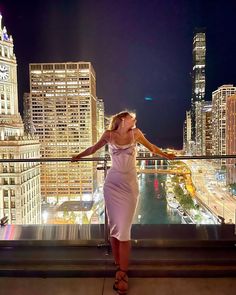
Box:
[0, 14, 41, 224]
[191, 29, 206, 142]
[96, 98, 105, 141]
[183, 111, 193, 154]
[29, 62, 98, 206]
[195, 101, 212, 156]
[23, 92, 36, 134]
[226, 94, 236, 185]
[212, 85, 236, 158]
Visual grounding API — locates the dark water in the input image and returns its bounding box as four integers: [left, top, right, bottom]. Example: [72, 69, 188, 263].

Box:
[133, 173, 181, 224]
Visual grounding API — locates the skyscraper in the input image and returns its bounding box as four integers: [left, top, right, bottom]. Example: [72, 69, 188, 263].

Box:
[191, 29, 206, 143]
[195, 101, 212, 156]
[183, 110, 192, 154]
[23, 92, 36, 134]
[96, 98, 105, 142]
[0, 14, 41, 224]
[29, 62, 98, 208]
[212, 85, 236, 159]
[226, 94, 236, 185]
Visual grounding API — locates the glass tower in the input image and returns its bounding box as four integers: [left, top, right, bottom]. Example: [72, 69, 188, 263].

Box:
[191, 29, 206, 142]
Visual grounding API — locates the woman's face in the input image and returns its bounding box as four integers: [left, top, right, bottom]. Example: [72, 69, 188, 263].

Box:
[124, 113, 136, 128]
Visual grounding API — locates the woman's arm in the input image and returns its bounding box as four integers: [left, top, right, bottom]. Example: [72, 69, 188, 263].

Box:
[71, 130, 109, 161]
[134, 128, 175, 160]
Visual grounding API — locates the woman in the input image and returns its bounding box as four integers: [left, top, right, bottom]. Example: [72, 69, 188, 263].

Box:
[71, 111, 175, 294]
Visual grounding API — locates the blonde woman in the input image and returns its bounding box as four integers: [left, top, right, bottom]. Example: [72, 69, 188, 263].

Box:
[72, 111, 175, 294]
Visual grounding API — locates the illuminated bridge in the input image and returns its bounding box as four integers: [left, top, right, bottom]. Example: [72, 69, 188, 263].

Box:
[137, 167, 190, 175]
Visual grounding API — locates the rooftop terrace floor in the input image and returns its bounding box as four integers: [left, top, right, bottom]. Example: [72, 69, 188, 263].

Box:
[1, 277, 235, 295]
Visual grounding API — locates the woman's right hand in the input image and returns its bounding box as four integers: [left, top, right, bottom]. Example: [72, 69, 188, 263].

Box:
[71, 155, 80, 162]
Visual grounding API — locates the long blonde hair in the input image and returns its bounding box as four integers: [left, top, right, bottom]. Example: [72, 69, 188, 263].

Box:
[108, 111, 136, 130]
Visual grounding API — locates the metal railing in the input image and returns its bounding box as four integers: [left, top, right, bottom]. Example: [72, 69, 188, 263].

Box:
[1, 154, 236, 244]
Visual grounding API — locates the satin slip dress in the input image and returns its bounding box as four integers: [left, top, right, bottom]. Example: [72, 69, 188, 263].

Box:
[103, 130, 139, 241]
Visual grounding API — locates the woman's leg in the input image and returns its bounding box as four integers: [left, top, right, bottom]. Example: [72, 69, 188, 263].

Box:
[119, 240, 131, 271]
[110, 237, 120, 265]
[114, 240, 130, 294]
[110, 238, 131, 270]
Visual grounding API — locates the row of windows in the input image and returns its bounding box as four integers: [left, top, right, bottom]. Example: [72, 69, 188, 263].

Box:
[1, 178, 16, 185]
[3, 189, 15, 197]
[3, 201, 15, 209]
[37, 79, 89, 85]
[1, 165, 15, 173]
[31, 63, 90, 70]
[1, 94, 10, 100]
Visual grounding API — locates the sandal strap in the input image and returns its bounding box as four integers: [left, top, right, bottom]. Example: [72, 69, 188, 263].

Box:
[116, 270, 128, 284]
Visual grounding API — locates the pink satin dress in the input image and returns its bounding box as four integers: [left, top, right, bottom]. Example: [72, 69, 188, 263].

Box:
[104, 130, 139, 241]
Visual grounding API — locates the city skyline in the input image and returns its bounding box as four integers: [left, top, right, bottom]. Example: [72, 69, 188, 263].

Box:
[0, 0, 236, 148]
[1, 8, 236, 227]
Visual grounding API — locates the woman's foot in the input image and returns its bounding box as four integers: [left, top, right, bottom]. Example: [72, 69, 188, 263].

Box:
[113, 269, 128, 295]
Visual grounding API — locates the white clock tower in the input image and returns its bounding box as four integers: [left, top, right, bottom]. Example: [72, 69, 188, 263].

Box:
[0, 14, 41, 225]
[0, 13, 24, 140]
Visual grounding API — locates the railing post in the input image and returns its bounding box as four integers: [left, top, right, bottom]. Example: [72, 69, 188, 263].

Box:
[235, 209, 236, 235]
[104, 154, 110, 246]
[97, 154, 110, 250]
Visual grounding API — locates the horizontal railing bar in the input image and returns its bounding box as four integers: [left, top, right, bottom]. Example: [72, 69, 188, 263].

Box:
[0, 155, 236, 163]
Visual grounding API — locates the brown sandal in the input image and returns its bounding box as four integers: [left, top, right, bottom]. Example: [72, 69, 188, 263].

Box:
[113, 269, 128, 295]
[113, 267, 120, 292]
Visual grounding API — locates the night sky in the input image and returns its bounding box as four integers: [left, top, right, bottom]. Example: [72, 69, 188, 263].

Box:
[0, 0, 236, 149]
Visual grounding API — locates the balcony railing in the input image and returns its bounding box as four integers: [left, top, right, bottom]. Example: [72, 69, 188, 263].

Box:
[0, 155, 236, 246]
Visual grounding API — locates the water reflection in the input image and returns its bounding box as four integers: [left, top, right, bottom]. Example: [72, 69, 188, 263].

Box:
[134, 173, 181, 224]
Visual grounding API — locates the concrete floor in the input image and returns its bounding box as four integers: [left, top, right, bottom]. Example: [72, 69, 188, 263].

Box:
[0, 277, 236, 295]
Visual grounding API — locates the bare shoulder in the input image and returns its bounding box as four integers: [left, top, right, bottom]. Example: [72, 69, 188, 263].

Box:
[133, 128, 144, 139]
[101, 130, 111, 142]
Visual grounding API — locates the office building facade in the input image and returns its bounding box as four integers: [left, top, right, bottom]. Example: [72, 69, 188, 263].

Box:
[29, 62, 98, 205]
[0, 14, 41, 224]
[183, 111, 193, 154]
[212, 85, 236, 158]
[195, 101, 212, 155]
[226, 94, 236, 185]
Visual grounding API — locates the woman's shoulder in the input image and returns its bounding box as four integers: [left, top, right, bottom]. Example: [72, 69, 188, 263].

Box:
[102, 130, 111, 142]
[132, 128, 143, 138]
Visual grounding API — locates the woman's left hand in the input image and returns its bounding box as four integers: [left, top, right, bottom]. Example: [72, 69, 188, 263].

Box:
[165, 153, 176, 160]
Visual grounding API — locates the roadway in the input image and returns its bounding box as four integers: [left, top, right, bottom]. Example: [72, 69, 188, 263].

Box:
[184, 160, 236, 223]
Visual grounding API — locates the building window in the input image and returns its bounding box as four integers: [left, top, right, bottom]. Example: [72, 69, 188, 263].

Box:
[10, 178, 15, 185]
[4, 201, 9, 209]
[11, 201, 16, 209]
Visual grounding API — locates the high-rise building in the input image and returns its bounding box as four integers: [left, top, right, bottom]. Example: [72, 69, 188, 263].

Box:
[95, 98, 105, 189]
[29, 62, 98, 206]
[104, 115, 110, 130]
[212, 85, 236, 158]
[96, 98, 105, 141]
[23, 92, 36, 134]
[226, 94, 236, 185]
[0, 14, 41, 224]
[195, 101, 212, 155]
[202, 103, 212, 156]
[191, 29, 206, 143]
[183, 111, 193, 154]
